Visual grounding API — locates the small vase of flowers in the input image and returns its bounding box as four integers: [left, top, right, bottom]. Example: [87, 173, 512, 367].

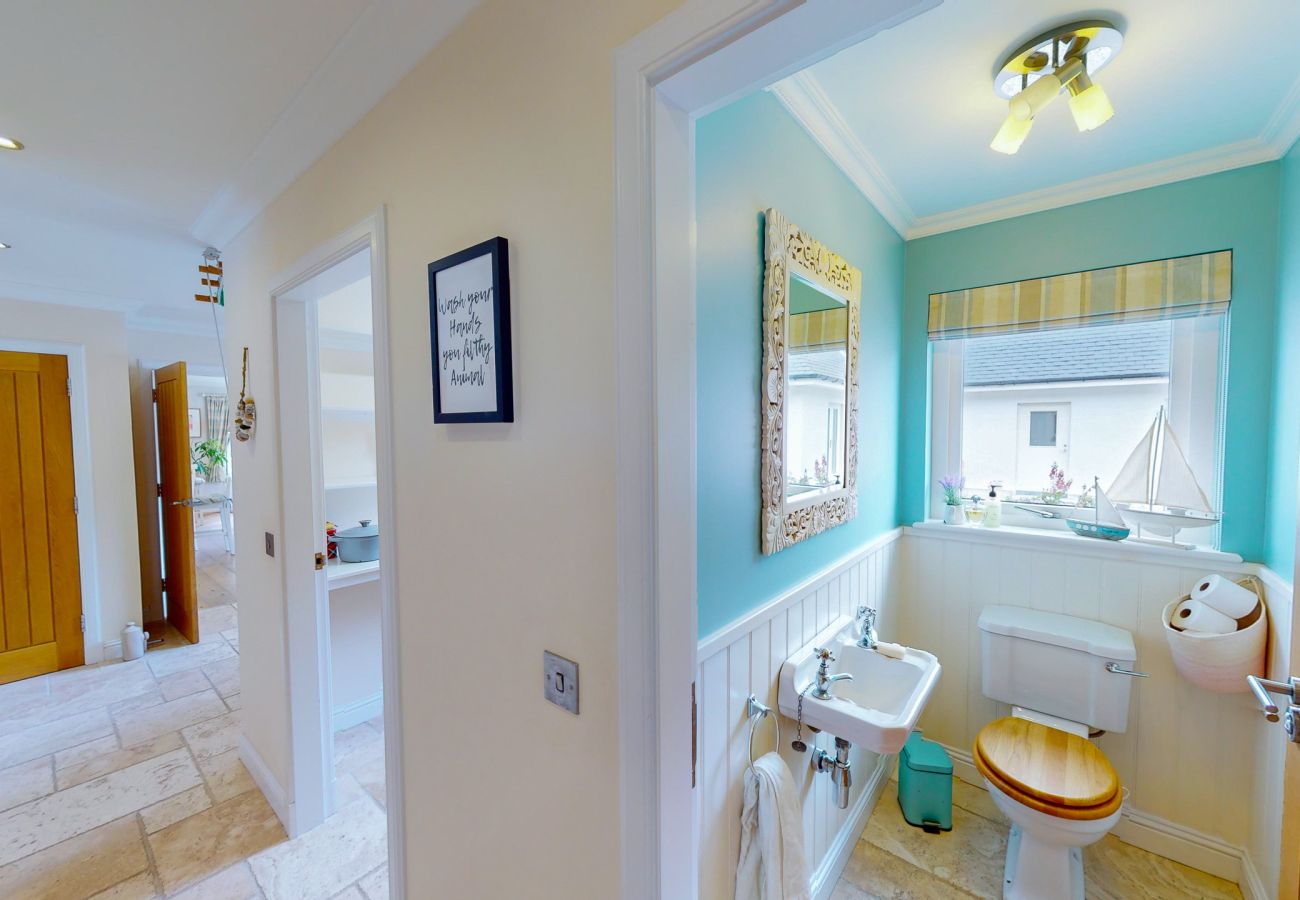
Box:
[939, 474, 966, 525]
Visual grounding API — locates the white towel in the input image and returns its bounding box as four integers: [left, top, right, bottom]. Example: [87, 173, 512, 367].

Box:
[734, 751, 811, 900]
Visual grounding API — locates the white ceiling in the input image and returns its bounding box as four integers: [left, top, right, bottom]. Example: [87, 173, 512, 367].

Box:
[775, 0, 1300, 237]
[0, 0, 477, 329]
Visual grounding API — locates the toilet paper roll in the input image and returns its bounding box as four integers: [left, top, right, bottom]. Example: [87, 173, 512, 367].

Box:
[1192, 574, 1258, 620]
[1172, 597, 1237, 634]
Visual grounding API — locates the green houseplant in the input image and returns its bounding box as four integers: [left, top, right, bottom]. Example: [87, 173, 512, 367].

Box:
[192, 438, 229, 483]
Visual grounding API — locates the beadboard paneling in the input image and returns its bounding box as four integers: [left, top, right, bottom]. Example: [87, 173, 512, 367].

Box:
[900, 525, 1293, 895]
[696, 530, 903, 900]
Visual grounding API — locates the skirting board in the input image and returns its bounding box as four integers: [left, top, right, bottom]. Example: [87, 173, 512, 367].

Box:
[238, 734, 295, 836]
[332, 692, 384, 733]
[939, 741, 1264, 898]
[811, 754, 892, 900]
[101, 640, 121, 661]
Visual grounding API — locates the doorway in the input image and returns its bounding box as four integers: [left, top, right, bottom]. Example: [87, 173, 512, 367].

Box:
[0, 350, 84, 683]
[271, 209, 402, 894]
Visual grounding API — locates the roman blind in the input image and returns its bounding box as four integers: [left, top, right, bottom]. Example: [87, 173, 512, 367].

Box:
[927, 250, 1231, 341]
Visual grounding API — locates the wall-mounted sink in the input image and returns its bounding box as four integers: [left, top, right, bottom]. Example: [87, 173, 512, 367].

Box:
[778, 616, 941, 755]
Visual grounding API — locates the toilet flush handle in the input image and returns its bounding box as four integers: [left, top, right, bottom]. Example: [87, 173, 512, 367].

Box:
[1104, 662, 1149, 678]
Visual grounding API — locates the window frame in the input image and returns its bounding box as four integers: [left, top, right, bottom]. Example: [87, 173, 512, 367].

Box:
[927, 315, 1228, 547]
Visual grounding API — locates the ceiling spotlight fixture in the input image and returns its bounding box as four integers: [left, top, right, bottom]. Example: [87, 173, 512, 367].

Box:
[990, 20, 1122, 154]
[0, 243, 9, 250]
[0, 136, 24, 151]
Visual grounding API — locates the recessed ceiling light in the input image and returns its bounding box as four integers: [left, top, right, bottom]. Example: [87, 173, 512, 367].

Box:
[0, 136, 24, 151]
[0, 243, 10, 250]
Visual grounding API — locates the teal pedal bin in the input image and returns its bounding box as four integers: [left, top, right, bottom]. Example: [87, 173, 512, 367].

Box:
[897, 732, 952, 832]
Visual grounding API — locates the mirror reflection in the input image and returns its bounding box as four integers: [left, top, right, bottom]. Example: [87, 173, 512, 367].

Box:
[785, 273, 848, 501]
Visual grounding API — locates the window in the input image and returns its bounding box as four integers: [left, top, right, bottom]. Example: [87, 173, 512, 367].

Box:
[1027, 410, 1057, 447]
[930, 316, 1227, 545]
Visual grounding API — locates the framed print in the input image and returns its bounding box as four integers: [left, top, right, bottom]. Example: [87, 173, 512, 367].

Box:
[428, 236, 514, 423]
[188, 407, 202, 439]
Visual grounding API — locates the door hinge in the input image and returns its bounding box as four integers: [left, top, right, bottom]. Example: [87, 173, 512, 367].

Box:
[151, 388, 157, 403]
[161, 577, 167, 594]
[66, 377, 71, 397]
[314, 552, 326, 571]
[80, 614, 85, 633]
[691, 681, 698, 789]
[73, 496, 79, 514]
[157, 483, 163, 498]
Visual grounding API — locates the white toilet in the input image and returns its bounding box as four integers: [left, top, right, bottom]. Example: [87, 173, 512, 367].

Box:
[975, 605, 1139, 900]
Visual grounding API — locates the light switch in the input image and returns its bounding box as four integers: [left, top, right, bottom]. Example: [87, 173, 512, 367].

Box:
[543, 651, 579, 715]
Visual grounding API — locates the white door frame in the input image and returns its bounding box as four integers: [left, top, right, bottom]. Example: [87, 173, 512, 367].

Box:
[270, 207, 406, 897]
[613, 1, 937, 895]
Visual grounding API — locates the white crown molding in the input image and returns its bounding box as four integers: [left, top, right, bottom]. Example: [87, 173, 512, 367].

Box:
[767, 72, 914, 237]
[772, 68, 1300, 242]
[906, 136, 1282, 239]
[0, 279, 145, 316]
[1262, 71, 1300, 156]
[188, 0, 479, 248]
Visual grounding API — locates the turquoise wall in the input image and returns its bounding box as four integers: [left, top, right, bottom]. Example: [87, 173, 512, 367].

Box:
[695, 92, 904, 637]
[1266, 141, 1300, 576]
[901, 165, 1283, 563]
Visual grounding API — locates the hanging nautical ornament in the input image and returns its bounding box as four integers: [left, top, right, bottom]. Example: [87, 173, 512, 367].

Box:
[234, 346, 256, 443]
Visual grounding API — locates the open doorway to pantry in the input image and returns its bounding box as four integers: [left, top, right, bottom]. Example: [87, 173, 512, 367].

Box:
[269, 209, 401, 896]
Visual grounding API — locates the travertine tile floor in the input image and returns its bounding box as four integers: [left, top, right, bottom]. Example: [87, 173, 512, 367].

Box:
[0, 531, 389, 899]
[831, 775, 1242, 900]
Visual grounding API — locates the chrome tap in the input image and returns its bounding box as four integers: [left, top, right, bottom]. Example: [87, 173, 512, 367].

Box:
[811, 647, 853, 699]
[856, 606, 878, 650]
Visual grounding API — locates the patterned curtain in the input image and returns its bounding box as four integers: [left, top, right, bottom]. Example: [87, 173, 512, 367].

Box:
[203, 394, 230, 448]
[928, 250, 1231, 341]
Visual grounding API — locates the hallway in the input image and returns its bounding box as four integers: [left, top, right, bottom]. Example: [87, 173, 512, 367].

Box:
[0, 532, 389, 899]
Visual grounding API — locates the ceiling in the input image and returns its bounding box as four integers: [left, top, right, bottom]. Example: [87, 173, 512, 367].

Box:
[776, 0, 1300, 237]
[0, 0, 476, 329]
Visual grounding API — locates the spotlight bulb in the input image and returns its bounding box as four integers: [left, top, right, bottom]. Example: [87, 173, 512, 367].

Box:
[1068, 82, 1114, 132]
[990, 114, 1033, 155]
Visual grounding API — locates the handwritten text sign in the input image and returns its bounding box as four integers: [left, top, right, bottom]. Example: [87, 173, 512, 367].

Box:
[428, 237, 513, 422]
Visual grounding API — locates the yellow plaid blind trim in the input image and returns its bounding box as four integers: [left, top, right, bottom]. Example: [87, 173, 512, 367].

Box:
[927, 250, 1231, 340]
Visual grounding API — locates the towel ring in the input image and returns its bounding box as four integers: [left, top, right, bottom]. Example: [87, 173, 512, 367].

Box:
[746, 694, 781, 778]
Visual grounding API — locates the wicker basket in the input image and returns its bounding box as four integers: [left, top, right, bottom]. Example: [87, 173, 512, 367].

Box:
[1161, 575, 1267, 694]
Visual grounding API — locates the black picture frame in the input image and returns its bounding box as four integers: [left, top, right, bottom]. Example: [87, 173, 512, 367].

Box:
[427, 236, 513, 423]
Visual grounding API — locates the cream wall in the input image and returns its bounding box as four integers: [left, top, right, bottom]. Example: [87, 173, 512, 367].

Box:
[221, 0, 679, 895]
[0, 297, 143, 658]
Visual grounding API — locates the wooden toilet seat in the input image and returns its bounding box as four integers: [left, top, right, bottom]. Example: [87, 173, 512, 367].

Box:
[973, 717, 1122, 821]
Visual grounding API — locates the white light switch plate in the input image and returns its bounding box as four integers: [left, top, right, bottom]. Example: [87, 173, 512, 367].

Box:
[543, 651, 579, 715]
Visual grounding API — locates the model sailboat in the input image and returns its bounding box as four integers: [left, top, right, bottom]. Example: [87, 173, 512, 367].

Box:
[1107, 407, 1220, 544]
[1066, 477, 1130, 541]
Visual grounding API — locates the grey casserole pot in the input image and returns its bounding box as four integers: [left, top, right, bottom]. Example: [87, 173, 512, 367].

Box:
[335, 519, 379, 563]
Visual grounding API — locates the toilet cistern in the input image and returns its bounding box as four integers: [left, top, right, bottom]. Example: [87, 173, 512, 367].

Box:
[811, 647, 854, 700]
[856, 606, 879, 649]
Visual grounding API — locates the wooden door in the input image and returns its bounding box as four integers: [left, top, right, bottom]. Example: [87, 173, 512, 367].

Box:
[0, 351, 83, 684]
[155, 362, 198, 643]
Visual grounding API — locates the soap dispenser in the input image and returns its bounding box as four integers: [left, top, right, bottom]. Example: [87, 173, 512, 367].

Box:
[983, 482, 1003, 529]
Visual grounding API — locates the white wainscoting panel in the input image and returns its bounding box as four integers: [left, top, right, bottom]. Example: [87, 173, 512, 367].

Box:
[697, 529, 903, 900]
[900, 525, 1293, 898]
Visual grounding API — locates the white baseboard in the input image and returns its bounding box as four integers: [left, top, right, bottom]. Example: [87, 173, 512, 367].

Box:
[239, 734, 295, 836]
[811, 754, 892, 900]
[938, 741, 1265, 897]
[101, 640, 121, 661]
[1239, 850, 1270, 900]
[332, 692, 384, 733]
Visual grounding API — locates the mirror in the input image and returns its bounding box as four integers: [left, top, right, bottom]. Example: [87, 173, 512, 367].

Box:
[760, 209, 861, 555]
[785, 274, 847, 502]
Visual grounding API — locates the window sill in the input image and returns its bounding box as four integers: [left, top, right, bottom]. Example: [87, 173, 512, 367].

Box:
[907, 520, 1243, 568]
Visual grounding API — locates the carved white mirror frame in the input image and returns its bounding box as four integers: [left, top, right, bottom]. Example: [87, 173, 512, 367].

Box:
[760, 208, 862, 555]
